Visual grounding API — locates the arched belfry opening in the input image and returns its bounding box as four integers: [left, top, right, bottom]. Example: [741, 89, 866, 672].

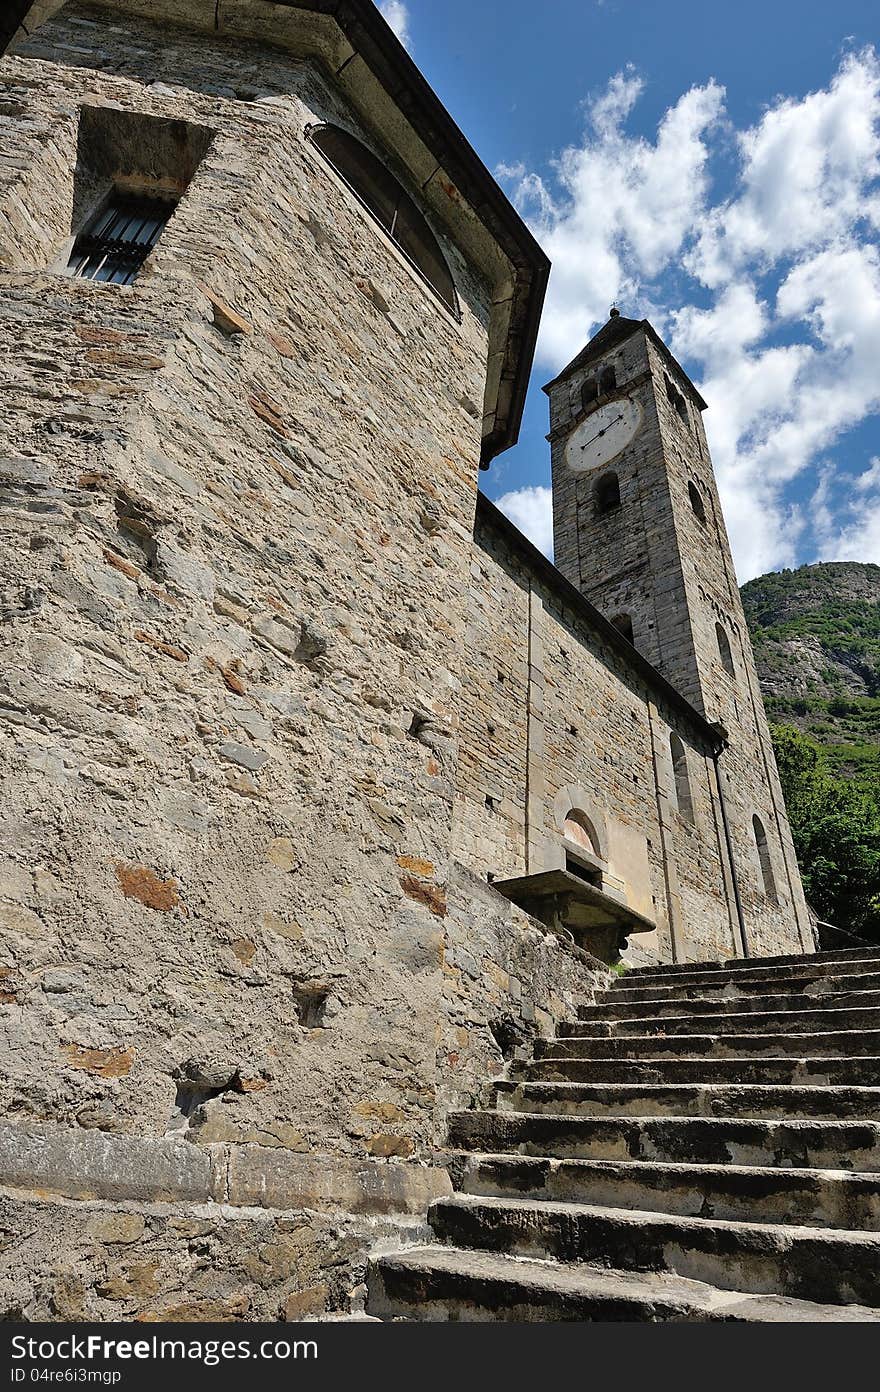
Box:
[594, 472, 620, 515]
[688, 480, 707, 524]
[716, 622, 735, 678]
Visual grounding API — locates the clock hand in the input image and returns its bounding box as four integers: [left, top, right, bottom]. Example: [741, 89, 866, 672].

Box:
[580, 412, 624, 450]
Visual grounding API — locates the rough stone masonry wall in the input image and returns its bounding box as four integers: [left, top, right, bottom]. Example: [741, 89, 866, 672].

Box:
[643, 335, 812, 958]
[0, 5, 603, 1318]
[548, 329, 697, 686]
[455, 510, 745, 967]
[548, 321, 810, 961]
[0, 867, 597, 1321]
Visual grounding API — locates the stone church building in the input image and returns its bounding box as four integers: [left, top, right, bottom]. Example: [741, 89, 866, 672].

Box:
[0, 0, 819, 1320]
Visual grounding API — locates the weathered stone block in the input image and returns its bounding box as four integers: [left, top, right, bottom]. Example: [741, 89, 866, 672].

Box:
[0, 1123, 216, 1204]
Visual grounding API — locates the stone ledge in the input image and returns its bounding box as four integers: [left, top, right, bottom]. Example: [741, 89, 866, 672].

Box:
[0, 1122, 217, 1205]
[226, 1146, 452, 1213]
[0, 1122, 452, 1215]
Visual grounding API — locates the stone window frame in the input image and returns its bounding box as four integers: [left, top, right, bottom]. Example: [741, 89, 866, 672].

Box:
[715, 621, 736, 679]
[49, 105, 214, 285]
[752, 813, 779, 904]
[594, 471, 621, 516]
[304, 120, 461, 324]
[688, 479, 707, 525]
[563, 809, 602, 858]
[669, 732, 695, 826]
[552, 786, 610, 876]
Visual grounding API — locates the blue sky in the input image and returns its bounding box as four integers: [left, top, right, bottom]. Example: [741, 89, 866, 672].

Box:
[380, 0, 880, 580]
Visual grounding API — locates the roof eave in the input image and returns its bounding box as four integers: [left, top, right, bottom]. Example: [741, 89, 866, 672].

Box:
[275, 0, 550, 464]
[542, 316, 708, 412]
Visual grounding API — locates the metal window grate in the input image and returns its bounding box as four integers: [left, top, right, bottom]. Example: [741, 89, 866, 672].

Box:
[67, 196, 174, 285]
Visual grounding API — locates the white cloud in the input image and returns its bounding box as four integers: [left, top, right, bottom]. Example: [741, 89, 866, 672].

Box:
[498, 49, 880, 580]
[495, 486, 554, 558]
[379, 1, 411, 50]
[501, 67, 724, 365]
[814, 457, 880, 563]
[687, 50, 880, 287]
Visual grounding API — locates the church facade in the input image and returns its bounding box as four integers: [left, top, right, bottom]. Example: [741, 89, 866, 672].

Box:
[0, 0, 810, 1320]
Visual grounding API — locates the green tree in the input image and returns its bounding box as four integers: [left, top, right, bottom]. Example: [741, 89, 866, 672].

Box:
[771, 724, 880, 942]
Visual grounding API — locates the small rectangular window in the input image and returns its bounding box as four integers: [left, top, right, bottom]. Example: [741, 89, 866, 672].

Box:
[66, 194, 175, 285]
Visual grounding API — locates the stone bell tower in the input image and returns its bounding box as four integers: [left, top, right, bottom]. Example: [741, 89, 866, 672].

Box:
[545, 310, 813, 953]
[545, 310, 747, 723]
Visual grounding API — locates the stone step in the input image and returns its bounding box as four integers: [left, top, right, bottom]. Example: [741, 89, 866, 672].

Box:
[367, 1246, 880, 1322]
[428, 1194, 880, 1305]
[604, 967, 880, 1006]
[560, 1004, 880, 1039]
[448, 1109, 880, 1170]
[456, 1154, 880, 1230]
[493, 1080, 880, 1122]
[516, 1055, 880, 1087]
[537, 1028, 880, 1060]
[582, 987, 880, 1022]
[625, 945, 880, 985]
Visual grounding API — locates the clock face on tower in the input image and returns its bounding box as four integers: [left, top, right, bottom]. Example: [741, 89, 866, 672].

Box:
[564, 396, 642, 473]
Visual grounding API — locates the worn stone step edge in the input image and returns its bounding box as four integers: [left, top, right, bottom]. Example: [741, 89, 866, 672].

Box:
[626, 947, 880, 980]
[538, 1028, 880, 1059]
[455, 1152, 880, 1229]
[561, 1004, 880, 1039]
[367, 1246, 880, 1322]
[448, 1109, 880, 1169]
[603, 968, 880, 1005]
[518, 1056, 880, 1085]
[428, 1194, 880, 1304]
[494, 1080, 880, 1120]
[581, 987, 880, 1020]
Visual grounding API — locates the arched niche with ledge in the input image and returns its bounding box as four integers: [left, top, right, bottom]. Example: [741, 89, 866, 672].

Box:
[553, 786, 609, 865]
[492, 787, 657, 965]
[562, 809, 601, 857]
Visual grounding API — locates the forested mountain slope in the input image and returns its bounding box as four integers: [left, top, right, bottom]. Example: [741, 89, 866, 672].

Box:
[740, 562, 879, 939]
[741, 561, 879, 787]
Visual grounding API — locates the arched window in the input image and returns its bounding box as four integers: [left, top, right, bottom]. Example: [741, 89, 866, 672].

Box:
[309, 124, 457, 314]
[599, 365, 617, 394]
[610, 613, 634, 644]
[688, 481, 706, 524]
[666, 373, 689, 425]
[563, 810, 600, 857]
[669, 733, 694, 824]
[594, 472, 621, 515]
[752, 815, 778, 903]
[581, 378, 599, 410]
[716, 622, 735, 678]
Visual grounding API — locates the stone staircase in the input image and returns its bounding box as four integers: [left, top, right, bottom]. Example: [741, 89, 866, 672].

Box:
[366, 946, 880, 1320]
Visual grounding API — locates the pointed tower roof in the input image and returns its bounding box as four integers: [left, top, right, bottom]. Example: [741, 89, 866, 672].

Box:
[542, 310, 707, 410]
